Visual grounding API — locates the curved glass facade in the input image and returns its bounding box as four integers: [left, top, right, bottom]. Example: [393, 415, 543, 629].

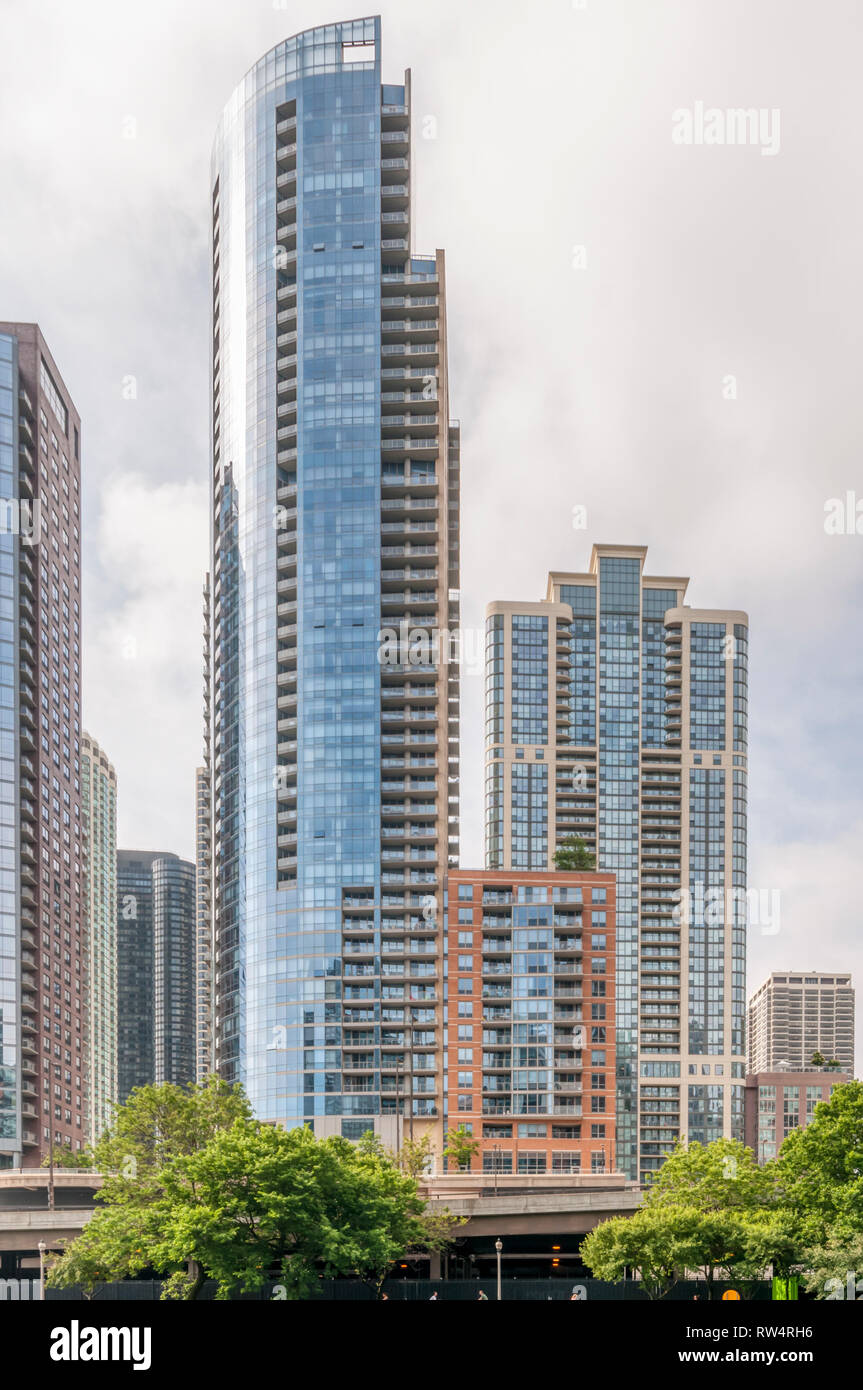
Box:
[209, 19, 459, 1140]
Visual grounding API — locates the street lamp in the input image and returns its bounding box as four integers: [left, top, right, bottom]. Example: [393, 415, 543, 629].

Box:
[38, 1240, 46, 1302]
[495, 1237, 502, 1302]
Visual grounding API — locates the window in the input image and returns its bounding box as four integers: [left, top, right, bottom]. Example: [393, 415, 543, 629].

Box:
[518, 1123, 547, 1138]
[457, 980, 473, 994]
[457, 1049, 473, 1063]
[342, 39, 376, 62]
[457, 1072, 473, 1088]
[457, 884, 473, 901]
[552, 1125, 581, 1139]
[517, 1153, 546, 1174]
[457, 1026, 473, 1040]
[483, 1152, 512, 1173]
[457, 932, 472, 946]
[40, 358, 68, 434]
[552, 1152, 581, 1173]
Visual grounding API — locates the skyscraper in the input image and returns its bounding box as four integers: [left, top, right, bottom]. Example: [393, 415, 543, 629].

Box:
[485, 544, 749, 1180]
[748, 971, 855, 1076]
[206, 18, 459, 1145]
[117, 850, 196, 1099]
[80, 731, 117, 1142]
[0, 323, 84, 1169]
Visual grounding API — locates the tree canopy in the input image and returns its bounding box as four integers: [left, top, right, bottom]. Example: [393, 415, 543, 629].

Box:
[583, 1086, 863, 1299]
[48, 1081, 459, 1300]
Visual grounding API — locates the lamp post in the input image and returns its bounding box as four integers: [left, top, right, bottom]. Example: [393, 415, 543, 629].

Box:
[495, 1237, 502, 1302]
[47, 1124, 55, 1211]
[38, 1240, 46, 1302]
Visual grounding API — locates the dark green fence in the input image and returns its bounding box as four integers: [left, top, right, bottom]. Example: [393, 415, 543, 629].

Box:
[46, 1277, 773, 1302]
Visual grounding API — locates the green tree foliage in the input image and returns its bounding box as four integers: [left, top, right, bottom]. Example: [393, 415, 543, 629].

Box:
[581, 1207, 703, 1300]
[584, 1087, 863, 1300]
[644, 1137, 777, 1214]
[48, 1083, 460, 1300]
[778, 1079, 863, 1245]
[443, 1126, 480, 1171]
[552, 836, 596, 871]
[397, 1133, 435, 1178]
[801, 1226, 863, 1300]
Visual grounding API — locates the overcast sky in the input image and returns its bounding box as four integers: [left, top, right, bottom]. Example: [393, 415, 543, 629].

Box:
[1, 0, 861, 1063]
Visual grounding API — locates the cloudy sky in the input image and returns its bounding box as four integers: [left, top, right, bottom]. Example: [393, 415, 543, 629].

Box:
[1, 0, 860, 1060]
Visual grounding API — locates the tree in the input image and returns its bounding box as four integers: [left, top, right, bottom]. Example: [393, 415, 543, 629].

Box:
[443, 1126, 479, 1172]
[801, 1225, 863, 1301]
[675, 1209, 758, 1299]
[741, 1214, 807, 1297]
[582, 1207, 701, 1300]
[43, 1076, 250, 1175]
[397, 1133, 435, 1179]
[644, 1137, 777, 1214]
[48, 1086, 459, 1300]
[810, 1051, 825, 1067]
[778, 1080, 863, 1243]
[552, 836, 595, 871]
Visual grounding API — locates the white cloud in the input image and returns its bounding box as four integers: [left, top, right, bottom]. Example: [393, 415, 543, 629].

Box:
[84, 473, 208, 857]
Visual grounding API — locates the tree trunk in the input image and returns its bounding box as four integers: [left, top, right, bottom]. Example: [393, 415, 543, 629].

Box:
[186, 1260, 206, 1300]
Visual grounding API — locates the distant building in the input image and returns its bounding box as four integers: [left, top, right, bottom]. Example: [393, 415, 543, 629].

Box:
[80, 732, 118, 1141]
[744, 1069, 850, 1162]
[117, 851, 196, 1100]
[444, 868, 617, 1179]
[747, 971, 855, 1076]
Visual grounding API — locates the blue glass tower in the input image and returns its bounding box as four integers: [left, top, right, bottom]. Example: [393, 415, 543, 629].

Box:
[208, 18, 460, 1145]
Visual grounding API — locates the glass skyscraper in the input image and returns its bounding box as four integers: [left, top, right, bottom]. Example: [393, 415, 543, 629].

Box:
[206, 18, 459, 1146]
[117, 850, 197, 1100]
[485, 545, 748, 1180]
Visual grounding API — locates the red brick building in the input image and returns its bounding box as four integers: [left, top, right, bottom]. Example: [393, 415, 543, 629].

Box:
[445, 869, 616, 1177]
[0, 324, 85, 1168]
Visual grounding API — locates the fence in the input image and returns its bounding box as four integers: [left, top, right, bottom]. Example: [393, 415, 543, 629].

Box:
[43, 1277, 774, 1302]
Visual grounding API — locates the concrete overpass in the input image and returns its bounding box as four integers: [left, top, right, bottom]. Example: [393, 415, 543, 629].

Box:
[423, 1174, 643, 1237]
[415, 1172, 643, 1276]
[0, 1171, 101, 1271]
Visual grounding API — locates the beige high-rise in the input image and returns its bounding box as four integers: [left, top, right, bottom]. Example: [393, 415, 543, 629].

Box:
[748, 971, 855, 1076]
